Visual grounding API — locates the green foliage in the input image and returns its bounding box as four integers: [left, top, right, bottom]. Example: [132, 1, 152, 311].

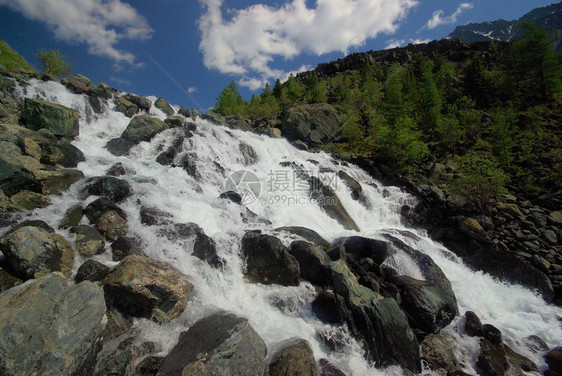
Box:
[215, 81, 243, 116]
[375, 116, 430, 168]
[36, 48, 72, 77]
[0, 39, 37, 73]
[451, 151, 508, 212]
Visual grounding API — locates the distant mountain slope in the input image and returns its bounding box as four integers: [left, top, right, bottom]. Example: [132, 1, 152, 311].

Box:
[447, 2, 562, 50]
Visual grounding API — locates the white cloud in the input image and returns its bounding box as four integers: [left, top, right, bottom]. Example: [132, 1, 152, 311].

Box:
[425, 3, 473, 30]
[188, 87, 198, 93]
[0, 0, 153, 65]
[385, 38, 430, 49]
[198, 0, 418, 89]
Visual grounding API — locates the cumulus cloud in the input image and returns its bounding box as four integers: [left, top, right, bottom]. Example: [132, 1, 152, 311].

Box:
[0, 0, 153, 65]
[198, 0, 418, 89]
[425, 3, 473, 29]
[188, 87, 198, 93]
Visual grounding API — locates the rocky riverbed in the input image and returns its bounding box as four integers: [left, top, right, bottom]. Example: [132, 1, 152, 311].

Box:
[0, 68, 560, 376]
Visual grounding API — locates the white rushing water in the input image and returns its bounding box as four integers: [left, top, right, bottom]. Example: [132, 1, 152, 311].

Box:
[12, 79, 562, 375]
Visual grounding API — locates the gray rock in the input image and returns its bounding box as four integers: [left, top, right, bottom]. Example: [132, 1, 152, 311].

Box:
[545, 347, 562, 374]
[96, 210, 128, 241]
[543, 230, 558, 245]
[164, 115, 185, 128]
[309, 176, 359, 232]
[477, 339, 508, 376]
[330, 260, 419, 370]
[8, 190, 50, 211]
[0, 268, 23, 293]
[157, 311, 266, 376]
[61, 74, 91, 94]
[0, 273, 106, 376]
[106, 137, 136, 156]
[178, 107, 198, 120]
[0, 222, 74, 279]
[75, 259, 110, 283]
[318, 359, 347, 376]
[23, 98, 80, 138]
[87, 82, 113, 100]
[37, 168, 84, 195]
[104, 255, 193, 322]
[281, 103, 341, 146]
[289, 241, 332, 287]
[266, 338, 320, 376]
[123, 93, 151, 112]
[121, 115, 168, 145]
[0, 158, 42, 196]
[84, 197, 127, 223]
[548, 211, 562, 225]
[111, 236, 143, 261]
[241, 232, 300, 286]
[239, 142, 257, 165]
[71, 224, 105, 256]
[420, 332, 460, 374]
[274, 226, 330, 250]
[201, 111, 225, 125]
[83, 176, 132, 203]
[115, 96, 139, 117]
[337, 170, 362, 201]
[155, 97, 174, 116]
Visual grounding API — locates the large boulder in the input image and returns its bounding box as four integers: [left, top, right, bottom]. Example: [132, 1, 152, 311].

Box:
[61, 74, 91, 94]
[157, 311, 267, 376]
[0, 158, 41, 196]
[155, 97, 174, 116]
[266, 338, 320, 376]
[23, 98, 80, 138]
[289, 241, 332, 287]
[8, 190, 50, 211]
[103, 255, 193, 322]
[281, 103, 341, 146]
[330, 260, 419, 370]
[274, 226, 330, 250]
[158, 223, 222, 268]
[330, 236, 390, 264]
[34, 168, 84, 195]
[120, 115, 168, 145]
[82, 176, 132, 203]
[0, 273, 106, 376]
[241, 232, 300, 286]
[0, 221, 75, 279]
[71, 225, 105, 256]
[420, 332, 460, 374]
[123, 94, 151, 112]
[115, 96, 139, 118]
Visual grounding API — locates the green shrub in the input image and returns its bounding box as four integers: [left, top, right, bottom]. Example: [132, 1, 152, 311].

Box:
[36, 48, 72, 77]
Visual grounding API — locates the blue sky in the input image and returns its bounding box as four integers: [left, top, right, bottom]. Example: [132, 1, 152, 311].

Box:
[0, 0, 558, 111]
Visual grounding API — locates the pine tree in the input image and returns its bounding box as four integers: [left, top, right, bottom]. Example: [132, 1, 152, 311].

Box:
[215, 81, 243, 116]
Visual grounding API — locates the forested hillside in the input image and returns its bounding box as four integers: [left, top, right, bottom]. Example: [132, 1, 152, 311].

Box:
[214, 23, 562, 211]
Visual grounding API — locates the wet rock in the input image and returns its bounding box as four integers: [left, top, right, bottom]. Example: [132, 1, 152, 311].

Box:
[275, 226, 330, 250]
[337, 170, 362, 200]
[504, 345, 539, 375]
[330, 236, 390, 264]
[483, 324, 502, 346]
[292, 140, 309, 150]
[88, 95, 104, 114]
[225, 114, 251, 130]
[123, 93, 151, 112]
[8, 190, 50, 211]
[103, 255, 193, 322]
[178, 107, 198, 120]
[523, 335, 549, 353]
[115, 96, 139, 117]
[309, 176, 359, 232]
[106, 137, 135, 156]
[84, 197, 127, 223]
[75, 259, 110, 283]
[0, 222, 74, 279]
[266, 338, 320, 376]
[164, 115, 185, 128]
[96, 210, 128, 241]
[312, 290, 344, 324]
[23, 98, 80, 138]
[159, 223, 222, 268]
[318, 359, 347, 376]
[157, 311, 266, 376]
[136, 355, 165, 376]
[220, 190, 242, 204]
[420, 332, 460, 374]
[546, 347, 562, 375]
[83, 176, 132, 203]
[289, 241, 332, 287]
[0, 268, 23, 293]
[106, 162, 126, 176]
[241, 232, 300, 286]
[71, 224, 105, 256]
[330, 260, 419, 370]
[62, 73, 91, 94]
[87, 82, 113, 100]
[111, 236, 143, 261]
[477, 339, 509, 376]
[41, 141, 85, 167]
[36, 168, 84, 195]
[140, 206, 173, 226]
[239, 142, 258, 165]
[121, 115, 168, 145]
[0, 158, 42, 196]
[155, 97, 174, 116]
[0, 273, 106, 376]
[281, 103, 341, 147]
[464, 310, 484, 337]
[178, 152, 198, 178]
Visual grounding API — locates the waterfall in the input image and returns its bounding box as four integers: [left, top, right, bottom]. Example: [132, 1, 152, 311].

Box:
[12, 78, 562, 375]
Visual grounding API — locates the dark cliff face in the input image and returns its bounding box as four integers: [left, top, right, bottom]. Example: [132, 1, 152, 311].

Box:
[447, 2, 562, 50]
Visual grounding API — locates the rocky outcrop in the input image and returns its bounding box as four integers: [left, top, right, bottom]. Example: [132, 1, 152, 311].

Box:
[103, 255, 193, 322]
[241, 232, 300, 286]
[0, 273, 106, 376]
[281, 103, 341, 146]
[23, 98, 80, 138]
[107, 115, 169, 155]
[0, 221, 74, 279]
[266, 338, 320, 376]
[155, 97, 174, 116]
[309, 176, 360, 231]
[157, 311, 267, 376]
[289, 240, 332, 287]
